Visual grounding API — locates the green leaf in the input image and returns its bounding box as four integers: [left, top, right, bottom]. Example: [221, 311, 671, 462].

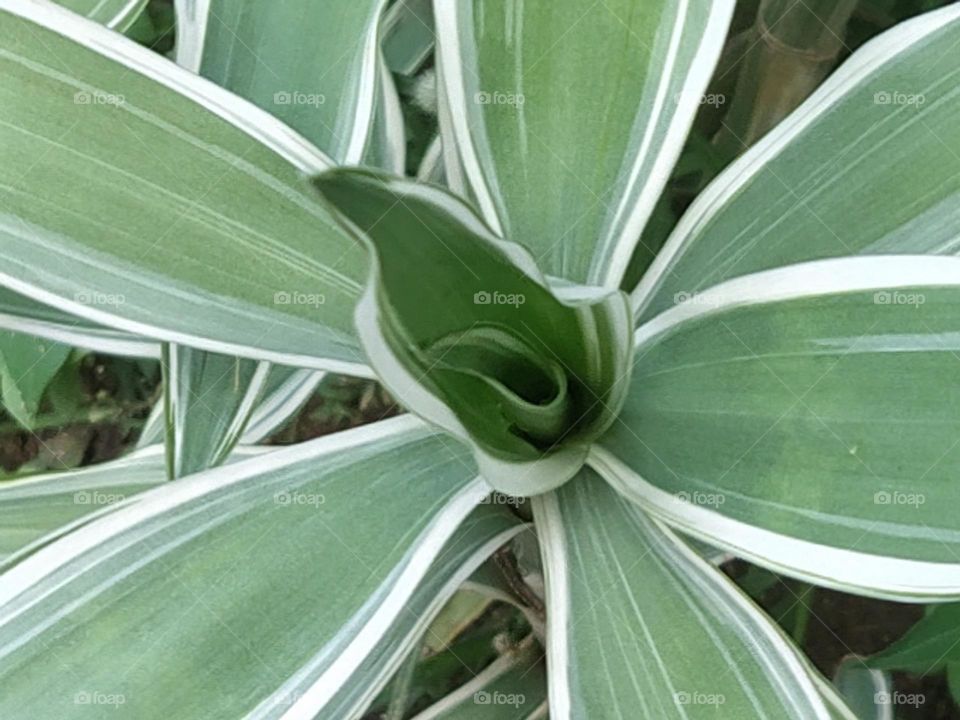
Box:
[362, 54, 407, 175]
[409, 638, 547, 720]
[0, 287, 158, 358]
[382, 0, 434, 77]
[435, 0, 734, 286]
[312, 168, 633, 496]
[0, 416, 496, 718]
[55, 0, 146, 31]
[137, 366, 325, 450]
[161, 344, 270, 478]
[0, 446, 165, 568]
[0, 1, 371, 375]
[322, 504, 527, 718]
[0, 444, 267, 570]
[239, 367, 325, 443]
[832, 657, 892, 720]
[599, 257, 960, 600]
[533, 469, 843, 719]
[422, 589, 495, 655]
[633, 3, 960, 321]
[867, 604, 960, 672]
[0, 331, 70, 429]
[180, 0, 389, 164]
[948, 662, 960, 706]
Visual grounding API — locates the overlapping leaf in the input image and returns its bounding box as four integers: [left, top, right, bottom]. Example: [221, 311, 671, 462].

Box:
[633, 3, 960, 321]
[0, 417, 493, 719]
[601, 257, 960, 600]
[533, 469, 844, 719]
[0, 0, 370, 374]
[435, 0, 734, 286]
[312, 168, 632, 496]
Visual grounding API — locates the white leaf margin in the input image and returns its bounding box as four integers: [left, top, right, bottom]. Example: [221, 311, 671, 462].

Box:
[630, 2, 960, 317]
[594, 258, 960, 602]
[531, 489, 838, 720]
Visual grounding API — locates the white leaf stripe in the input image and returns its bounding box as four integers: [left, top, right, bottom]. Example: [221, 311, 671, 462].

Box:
[343, 0, 390, 165]
[307, 522, 529, 720]
[407, 641, 531, 720]
[539, 476, 833, 719]
[634, 255, 960, 352]
[103, 0, 146, 30]
[0, 415, 425, 612]
[0, 444, 269, 572]
[240, 370, 326, 444]
[591, 445, 960, 601]
[172, 0, 210, 72]
[640, 515, 829, 719]
[630, 1, 960, 316]
[530, 492, 572, 720]
[432, 0, 504, 236]
[0, 0, 375, 375]
[2, 0, 334, 173]
[594, 0, 735, 288]
[275, 476, 493, 718]
[0, 310, 159, 357]
[0, 216, 373, 377]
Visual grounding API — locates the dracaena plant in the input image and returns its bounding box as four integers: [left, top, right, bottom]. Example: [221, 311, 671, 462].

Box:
[0, 0, 959, 717]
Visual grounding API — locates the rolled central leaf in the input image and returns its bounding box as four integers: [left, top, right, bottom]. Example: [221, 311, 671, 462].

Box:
[425, 324, 573, 448]
[312, 169, 634, 495]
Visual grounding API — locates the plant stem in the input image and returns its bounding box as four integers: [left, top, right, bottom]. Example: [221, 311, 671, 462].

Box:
[493, 546, 546, 618]
[384, 642, 421, 720]
[791, 583, 816, 646]
[716, 0, 858, 152]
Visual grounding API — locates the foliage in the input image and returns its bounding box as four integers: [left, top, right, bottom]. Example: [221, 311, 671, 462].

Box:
[0, 0, 958, 718]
